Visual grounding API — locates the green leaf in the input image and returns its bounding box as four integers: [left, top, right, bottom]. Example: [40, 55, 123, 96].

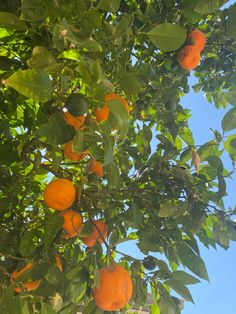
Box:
[222, 107, 236, 132]
[27, 46, 56, 70]
[5, 69, 52, 102]
[132, 202, 143, 228]
[66, 271, 88, 303]
[227, 4, 236, 39]
[21, 0, 45, 21]
[44, 214, 64, 251]
[224, 134, 236, 160]
[99, 0, 121, 11]
[172, 271, 200, 285]
[64, 264, 81, 280]
[194, 0, 227, 14]
[72, 129, 84, 153]
[148, 23, 187, 52]
[165, 279, 194, 303]
[108, 99, 130, 139]
[119, 74, 142, 97]
[158, 200, 176, 218]
[19, 230, 38, 257]
[41, 300, 56, 314]
[35, 112, 75, 145]
[104, 162, 122, 188]
[93, 263, 100, 288]
[213, 222, 229, 247]
[151, 303, 160, 314]
[177, 242, 209, 281]
[207, 156, 224, 172]
[103, 139, 113, 166]
[0, 12, 26, 30]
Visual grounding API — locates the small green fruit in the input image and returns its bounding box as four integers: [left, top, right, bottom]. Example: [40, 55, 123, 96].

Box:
[143, 256, 156, 270]
[66, 94, 89, 116]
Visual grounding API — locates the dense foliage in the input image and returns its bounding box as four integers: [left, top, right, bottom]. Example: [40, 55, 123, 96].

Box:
[1, 0, 236, 313]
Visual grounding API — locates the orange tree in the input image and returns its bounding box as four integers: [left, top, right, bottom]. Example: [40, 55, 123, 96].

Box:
[1, 0, 236, 313]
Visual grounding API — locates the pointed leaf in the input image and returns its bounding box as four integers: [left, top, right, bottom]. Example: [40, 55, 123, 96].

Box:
[172, 270, 200, 285]
[44, 214, 64, 251]
[222, 107, 236, 132]
[5, 69, 52, 102]
[165, 279, 194, 303]
[177, 242, 209, 281]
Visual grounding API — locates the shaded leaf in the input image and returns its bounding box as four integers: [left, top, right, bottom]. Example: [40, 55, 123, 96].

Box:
[0, 12, 26, 30]
[165, 279, 194, 303]
[44, 214, 64, 251]
[35, 112, 75, 145]
[177, 242, 209, 281]
[5, 69, 52, 102]
[99, 0, 120, 12]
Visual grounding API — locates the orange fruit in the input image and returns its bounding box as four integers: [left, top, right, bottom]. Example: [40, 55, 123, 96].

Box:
[94, 93, 130, 123]
[43, 178, 76, 211]
[82, 220, 108, 247]
[187, 29, 206, 52]
[92, 263, 133, 311]
[105, 93, 130, 112]
[64, 141, 89, 161]
[88, 160, 103, 177]
[61, 210, 83, 239]
[11, 262, 41, 293]
[177, 45, 200, 70]
[63, 111, 86, 130]
[94, 105, 109, 123]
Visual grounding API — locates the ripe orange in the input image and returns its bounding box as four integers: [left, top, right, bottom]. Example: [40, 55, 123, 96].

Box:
[64, 141, 89, 161]
[43, 178, 76, 211]
[177, 45, 200, 70]
[63, 111, 86, 130]
[82, 220, 108, 247]
[187, 29, 206, 52]
[94, 105, 109, 123]
[11, 262, 41, 293]
[61, 210, 83, 239]
[88, 160, 103, 177]
[94, 93, 130, 123]
[92, 264, 133, 311]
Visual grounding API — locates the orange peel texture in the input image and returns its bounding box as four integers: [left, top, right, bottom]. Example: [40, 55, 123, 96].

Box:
[43, 178, 76, 211]
[187, 29, 206, 52]
[92, 264, 133, 311]
[177, 45, 200, 70]
[61, 210, 83, 239]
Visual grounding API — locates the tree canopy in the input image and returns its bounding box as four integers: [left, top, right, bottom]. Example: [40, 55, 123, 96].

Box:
[1, 0, 236, 313]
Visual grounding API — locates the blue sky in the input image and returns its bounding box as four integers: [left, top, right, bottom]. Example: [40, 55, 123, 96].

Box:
[182, 1, 236, 313]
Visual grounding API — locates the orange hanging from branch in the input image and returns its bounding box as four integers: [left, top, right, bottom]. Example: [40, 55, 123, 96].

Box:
[92, 263, 133, 311]
[82, 220, 108, 247]
[177, 45, 200, 70]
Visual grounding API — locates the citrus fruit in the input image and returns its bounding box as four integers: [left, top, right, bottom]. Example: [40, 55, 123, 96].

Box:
[43, 178, 76, 211]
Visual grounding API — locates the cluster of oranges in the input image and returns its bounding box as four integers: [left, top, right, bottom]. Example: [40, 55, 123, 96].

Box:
[11, 96, 131, 307]
[177, 29, 206, 70]
[63, 92, 130, 178]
